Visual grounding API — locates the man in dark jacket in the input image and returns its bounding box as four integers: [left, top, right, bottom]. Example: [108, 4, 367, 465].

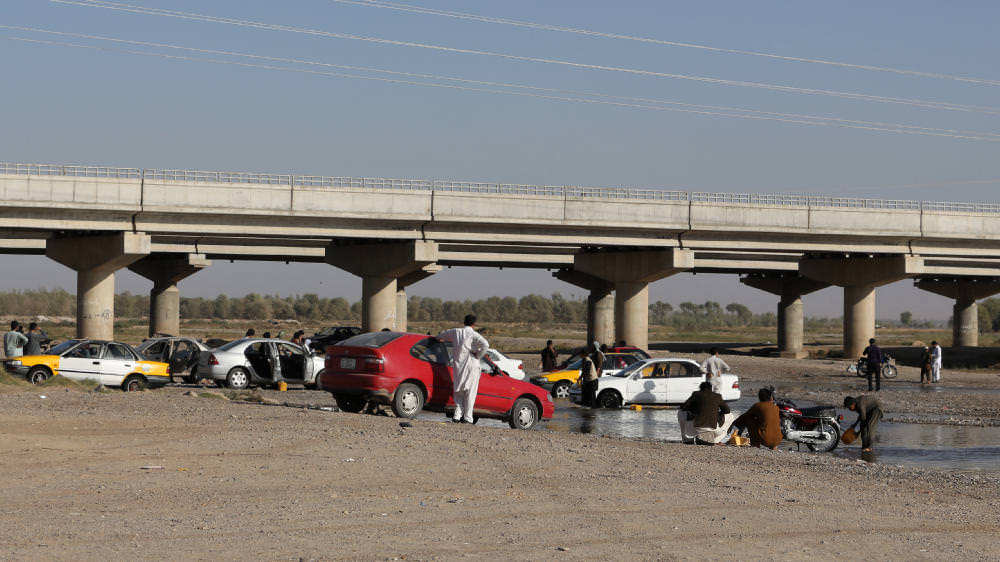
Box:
[540, 340, 558, 372]
[679, 382, 734, 444]
[845, 395, 884, 452]
[861, 338, 883, 392]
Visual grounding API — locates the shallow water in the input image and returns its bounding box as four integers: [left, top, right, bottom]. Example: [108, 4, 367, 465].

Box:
[537, 399, 1000, 473]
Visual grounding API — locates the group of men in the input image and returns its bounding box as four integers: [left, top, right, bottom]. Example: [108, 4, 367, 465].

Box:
[3, 320, 45, 358]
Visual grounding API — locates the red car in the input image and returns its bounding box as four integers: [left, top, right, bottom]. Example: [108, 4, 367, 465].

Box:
[320, 332, 554, 430]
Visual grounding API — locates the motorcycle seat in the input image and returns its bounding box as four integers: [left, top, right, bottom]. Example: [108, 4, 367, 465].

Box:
[798, 405, 836, 418]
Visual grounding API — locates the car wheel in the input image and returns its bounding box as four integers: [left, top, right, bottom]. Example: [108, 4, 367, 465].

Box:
[311, 369, 326, 390]
[391, 382, 424, 419]
[122, 375, 145, 392]
[226, 368, 250, 390]
[334, 394, 366, 413]
[508, 398, 539, 430]
[27, 366, 51, 385]
[551, 380, 572, 399]
[183, 367, 199, 384]
[597, 390, 622, 409]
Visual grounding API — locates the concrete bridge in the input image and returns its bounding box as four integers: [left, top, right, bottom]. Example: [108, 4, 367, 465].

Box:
[3, 161, 1000, 357]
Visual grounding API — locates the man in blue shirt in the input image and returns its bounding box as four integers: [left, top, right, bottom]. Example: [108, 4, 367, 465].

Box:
[861, 338, 883, 392]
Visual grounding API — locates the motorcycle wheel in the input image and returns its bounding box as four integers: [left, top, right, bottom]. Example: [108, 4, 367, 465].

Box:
[806, 420, 841, 452]
[882, 364, 898, 379]
[856, 364, 868, 378]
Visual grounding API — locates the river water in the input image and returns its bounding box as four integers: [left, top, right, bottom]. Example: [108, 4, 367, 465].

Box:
[535, 399, 1000, 473]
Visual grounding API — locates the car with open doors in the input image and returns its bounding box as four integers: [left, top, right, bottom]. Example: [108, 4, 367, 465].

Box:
[320, 332, 554, 429]
[197, 338, 325, 389]
[136, 336, 210, 383]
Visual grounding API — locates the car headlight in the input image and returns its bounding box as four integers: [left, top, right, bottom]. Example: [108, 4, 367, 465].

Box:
[6, 360, 21, 367]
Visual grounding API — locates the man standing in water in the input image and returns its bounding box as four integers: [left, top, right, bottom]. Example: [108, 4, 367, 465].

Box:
[845, 395, 884, 452]
[437, 315, 489, 424]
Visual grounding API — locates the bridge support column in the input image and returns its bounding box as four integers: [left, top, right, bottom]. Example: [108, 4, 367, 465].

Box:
[916, 278, 1000, 347]
[801, 255, 923, 359]
[46, 232, 151, 340]
[396, 265, 442, 332]
[740, 274, 828, 358]
[326, 241, 438, 332]
[129, 254, 211, 337]
[572, 248, 694, 350]
[554, 269, 614, 345]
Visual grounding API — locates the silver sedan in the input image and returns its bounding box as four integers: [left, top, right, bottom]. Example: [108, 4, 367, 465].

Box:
[197, 338, 324, 390]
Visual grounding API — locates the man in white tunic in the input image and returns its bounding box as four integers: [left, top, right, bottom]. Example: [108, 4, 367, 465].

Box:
[437, 314, 490, 424]
[930, 340, 943, 383]
[701, 347, 730, 394]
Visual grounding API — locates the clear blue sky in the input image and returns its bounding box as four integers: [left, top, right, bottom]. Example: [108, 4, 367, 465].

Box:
[2, 1, 998, 320]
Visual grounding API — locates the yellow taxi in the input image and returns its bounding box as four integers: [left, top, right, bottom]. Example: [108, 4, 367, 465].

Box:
[530, 352, 644, 398]
[4, 339, 171, 391]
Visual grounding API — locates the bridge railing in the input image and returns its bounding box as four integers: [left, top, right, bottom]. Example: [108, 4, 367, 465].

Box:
[2, 161, 996, 212]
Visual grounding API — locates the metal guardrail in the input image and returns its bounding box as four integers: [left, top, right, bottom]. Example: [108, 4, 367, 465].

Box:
[1, 161, 995, 212]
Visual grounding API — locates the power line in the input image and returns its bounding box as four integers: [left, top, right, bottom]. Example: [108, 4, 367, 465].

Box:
[50, 0, 1000, 116]
[335, 0, 1000, 88]
[6, 26, 1000, 143]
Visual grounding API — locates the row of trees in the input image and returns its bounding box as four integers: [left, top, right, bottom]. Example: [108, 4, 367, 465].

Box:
[1, 289, 784, 328]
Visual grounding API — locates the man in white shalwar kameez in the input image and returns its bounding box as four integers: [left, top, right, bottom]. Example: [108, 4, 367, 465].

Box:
[701, 347, 730, 394]
[930, 341, 943, 383]
[437, 314, 490, 423]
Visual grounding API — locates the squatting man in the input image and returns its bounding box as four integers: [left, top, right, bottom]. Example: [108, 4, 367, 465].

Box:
[437, 314, 489, 424]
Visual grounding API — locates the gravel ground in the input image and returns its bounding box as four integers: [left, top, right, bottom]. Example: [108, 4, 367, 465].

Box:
[1, 352, 998, 560]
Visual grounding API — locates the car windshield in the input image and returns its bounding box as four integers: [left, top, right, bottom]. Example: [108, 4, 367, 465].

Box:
[613, 361, 648, 378]
[135, 339, 158, 352]
[338, 331, 403, 348]
[48, 339, 83, 356]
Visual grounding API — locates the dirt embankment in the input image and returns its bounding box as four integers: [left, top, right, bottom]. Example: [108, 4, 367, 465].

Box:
[2, 368, 999, 560]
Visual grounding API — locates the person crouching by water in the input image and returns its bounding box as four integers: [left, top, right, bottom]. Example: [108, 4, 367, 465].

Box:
[679, 381, 736, 445]
[844, 395, 883, 453]
[437, 314, 489, 424]
[732, 387, 782, 450]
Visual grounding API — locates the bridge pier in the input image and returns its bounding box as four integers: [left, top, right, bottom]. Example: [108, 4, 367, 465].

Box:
[740, 274, 828, 358]
[554, 269, 615, 345]
[396, 265, 442, 332]
[573, 249, 694, 350]
[326, 241, 438, 332]
[46, 232, 151, 340]
[916, 278, 1000, 347]
[800, 255, 923, 359]
[129, 254, 211, 337]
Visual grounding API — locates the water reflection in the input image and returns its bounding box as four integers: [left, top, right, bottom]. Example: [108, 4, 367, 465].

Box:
[543, 400, 1000, 472]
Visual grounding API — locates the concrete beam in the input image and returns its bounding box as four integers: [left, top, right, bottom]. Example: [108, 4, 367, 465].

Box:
[129, 254, 211, 337]
[46, 232, 151, 340]
[573, 248, 694, 349]
[916, 278, 1000, 347]
[554, 269, 615, 345]
[326, 241, 438, 332]
[800, 255, 924, 359]
[740, 274, 829, 358]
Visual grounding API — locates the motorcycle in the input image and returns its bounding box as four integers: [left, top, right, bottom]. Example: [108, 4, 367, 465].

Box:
[846, 355, 898, 379]
[773, 391, 843, 452]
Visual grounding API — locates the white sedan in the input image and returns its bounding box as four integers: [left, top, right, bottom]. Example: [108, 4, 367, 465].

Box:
[484, 348, 526, 380]
[572, 358, 741, 408]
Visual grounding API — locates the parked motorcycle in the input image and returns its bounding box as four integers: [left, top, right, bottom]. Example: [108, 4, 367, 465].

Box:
[773, 391, 843, 452]
[846, 355, 898, 379]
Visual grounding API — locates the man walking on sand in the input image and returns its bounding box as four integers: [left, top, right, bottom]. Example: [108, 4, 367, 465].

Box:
[930, 341, 943, 383]
[862, 338, 883, 392]
[437, 315, 489, 424]
[845, 395, 884, 452]
[701, 347, 730, 394]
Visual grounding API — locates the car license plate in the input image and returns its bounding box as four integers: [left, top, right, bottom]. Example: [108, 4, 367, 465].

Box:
[340, 358, 356, 369]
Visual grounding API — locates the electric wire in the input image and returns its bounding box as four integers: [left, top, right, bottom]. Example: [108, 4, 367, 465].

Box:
[333, 0, 1000, 88]
[5, 27, 1000, 143]
[49, 0, 1000, 116]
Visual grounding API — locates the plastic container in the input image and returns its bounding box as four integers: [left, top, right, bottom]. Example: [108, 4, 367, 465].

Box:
[841, 427, 857, 444]
[277, 381, 288, 392]
[630, 404, 642, 411]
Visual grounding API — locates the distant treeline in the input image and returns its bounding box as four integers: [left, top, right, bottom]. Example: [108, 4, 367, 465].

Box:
[1, 289, 795, 328]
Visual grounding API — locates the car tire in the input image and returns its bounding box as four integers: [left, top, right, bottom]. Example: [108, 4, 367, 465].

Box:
[508, 398, 539, 430]
[311, 369, 326, 390]
[597, 390, 622, 409]
[122, 375, 145, 392]
[183, 367, 199, 384]
[391, 382, 424, 419]
[27, 366, 51, 385]
[226, 368, 250, 390]
[334, 394, 366, 413]
[551, 380, 572, 399]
